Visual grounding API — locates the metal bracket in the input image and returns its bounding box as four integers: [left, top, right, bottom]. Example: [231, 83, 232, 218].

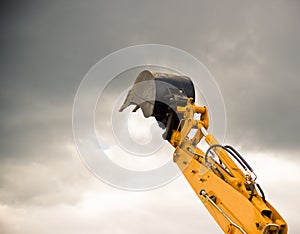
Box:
[262, 223, 280, 234]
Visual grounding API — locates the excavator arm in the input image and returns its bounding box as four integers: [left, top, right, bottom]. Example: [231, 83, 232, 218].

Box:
[119, 70, 287, 234]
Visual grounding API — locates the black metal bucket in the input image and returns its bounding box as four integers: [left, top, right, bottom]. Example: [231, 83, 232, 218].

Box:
[119, 70, 195, 140]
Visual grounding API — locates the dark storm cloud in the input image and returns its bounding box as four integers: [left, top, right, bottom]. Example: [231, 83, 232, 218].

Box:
[1, 0, 299, 154]
[0, 0, 299, 233]
[199, 1, 300, 151]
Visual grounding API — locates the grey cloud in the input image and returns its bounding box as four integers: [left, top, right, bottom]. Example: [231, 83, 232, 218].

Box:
[0, 144, 87, 207]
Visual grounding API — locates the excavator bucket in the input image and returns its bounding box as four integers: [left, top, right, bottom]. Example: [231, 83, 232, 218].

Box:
[119, 70, 195, 140]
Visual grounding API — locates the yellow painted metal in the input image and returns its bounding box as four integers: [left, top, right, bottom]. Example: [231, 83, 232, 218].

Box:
[169, 99, 288, 234]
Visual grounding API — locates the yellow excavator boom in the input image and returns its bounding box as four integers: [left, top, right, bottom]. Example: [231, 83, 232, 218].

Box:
[119, 70, 287, 234]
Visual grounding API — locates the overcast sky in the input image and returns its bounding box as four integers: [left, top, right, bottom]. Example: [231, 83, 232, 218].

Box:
[1, 0, 300, 233]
